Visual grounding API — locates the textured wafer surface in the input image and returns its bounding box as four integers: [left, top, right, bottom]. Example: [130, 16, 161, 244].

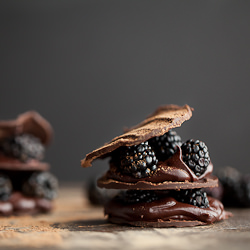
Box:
[97, 175, 218, 190]
[81, 104, 193, 168]
[0, 111, 53, 145]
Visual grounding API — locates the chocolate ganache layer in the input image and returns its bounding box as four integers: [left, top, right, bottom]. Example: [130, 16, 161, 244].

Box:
[0, 154, 49, 171]
[98, 147, 218, 190]
[105, 195, 232, 227]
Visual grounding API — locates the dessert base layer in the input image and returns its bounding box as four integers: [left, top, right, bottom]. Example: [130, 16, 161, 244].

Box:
[105, 195, 232, 227]
[0, 192, 53, 216]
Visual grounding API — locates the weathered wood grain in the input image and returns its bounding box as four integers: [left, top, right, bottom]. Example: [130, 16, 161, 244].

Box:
[0, 183, 249, 250]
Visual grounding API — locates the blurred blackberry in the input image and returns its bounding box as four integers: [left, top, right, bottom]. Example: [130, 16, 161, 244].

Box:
[181, 139, 210, 177]
[0, 134, 45, 162]
[149, 130, 182, 161]
[204, 182, 224, 201]
[241, 174, 250, 207]
[116, 141, 158, 178]
[87, 176, 120, 206]
[173, 188, 209, 208]
[22, 172, 58, 200]
[216, 166, 243, 207]
[119, 190, 159, 204]
[0, 174, 12, 201]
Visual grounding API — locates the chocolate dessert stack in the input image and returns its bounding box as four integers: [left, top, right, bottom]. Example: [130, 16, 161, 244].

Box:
[0, 111, 58, 216]
[81, 105, 232, 227]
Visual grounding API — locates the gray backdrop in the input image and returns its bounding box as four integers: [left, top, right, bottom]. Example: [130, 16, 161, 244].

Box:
[1, 0, 250, 181]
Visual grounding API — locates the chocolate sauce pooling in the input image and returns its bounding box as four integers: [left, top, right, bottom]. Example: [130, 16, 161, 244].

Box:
[105, 195, 232, 226]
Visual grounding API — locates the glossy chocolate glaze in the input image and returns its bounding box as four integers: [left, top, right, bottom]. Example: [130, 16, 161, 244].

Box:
[105, 146, 214, 184]
[105, 195, 232, 227]
[0, 192, 53, 216]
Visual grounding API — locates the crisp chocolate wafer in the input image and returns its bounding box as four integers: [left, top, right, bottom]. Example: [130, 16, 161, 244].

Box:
[0, 156, 49, 171]
[81, 104, 193, 168]
[0, 111, 53, 145]
[97, 175, 218, 190]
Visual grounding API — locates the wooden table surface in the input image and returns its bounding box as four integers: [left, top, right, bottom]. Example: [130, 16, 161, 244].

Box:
[0, 183, 250, 250]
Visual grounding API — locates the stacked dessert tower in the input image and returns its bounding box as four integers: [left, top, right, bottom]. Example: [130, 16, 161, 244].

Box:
[0, 111, 58, 216]
[82, 105, 232, 227]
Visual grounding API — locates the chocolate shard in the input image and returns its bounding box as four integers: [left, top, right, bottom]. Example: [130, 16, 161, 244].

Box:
[81, 104, 193, 168]
[0, 111, 53, 146]
[97, 175, 218, 190]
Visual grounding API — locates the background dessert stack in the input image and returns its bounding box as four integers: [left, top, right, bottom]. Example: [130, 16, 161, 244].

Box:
[0, 111, 58, 216]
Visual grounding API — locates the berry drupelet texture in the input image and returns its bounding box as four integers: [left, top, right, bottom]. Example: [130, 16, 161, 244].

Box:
[119, 190, 159, 204]
[22, 171, 58, 200]
[0, 134, 45, 162]
[116, 141, 158, 178]
[149, 130, 182, 161]
[0, 174, 12, 201]
[181, 139, 210, 177]
[173, 188, 210, 208]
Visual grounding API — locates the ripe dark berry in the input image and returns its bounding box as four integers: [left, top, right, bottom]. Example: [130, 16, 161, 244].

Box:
[0, 174, 12, 201]
[241, 174, 250, 207]
[119, 190, 159, 204]
[87, 176, 120, 206]
[181, 139, 210, 176]
[149, 130, 182, 161]
[0, 134, 45, 162]
[173, 189, 209, 208]
[116, 141, 158, 178]
[217, 166, 244, 207]
[22, 172, 58, 200]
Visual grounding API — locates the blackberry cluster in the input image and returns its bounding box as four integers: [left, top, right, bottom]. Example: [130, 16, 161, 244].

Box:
[119, 190, 159, 204]
[118, 141, 158, 178]
[181, 139, 210, 177]
[0, 174, 12, 201]
[173, 188, 209, 208]
[22, 172, 58, 200]
[0, 134, 45, 162]
[149, 130, 182, 161]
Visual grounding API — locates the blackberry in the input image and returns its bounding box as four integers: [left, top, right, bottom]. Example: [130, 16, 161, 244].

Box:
[22, 172, 58, 200]
[181, 139, 210, 177]
[87, 177, 120, 206]
[173, 189, 209, 208]
[119, 190, 159, 204]
[204, 183, 224, 201]
[117, 141, 158, 178]
[0, 174, 12, 201]
[149, 130, 182, 161]
[0, 134, 45, 162]
[217, 166, 244, 207]
[241, 174, 250, 207]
